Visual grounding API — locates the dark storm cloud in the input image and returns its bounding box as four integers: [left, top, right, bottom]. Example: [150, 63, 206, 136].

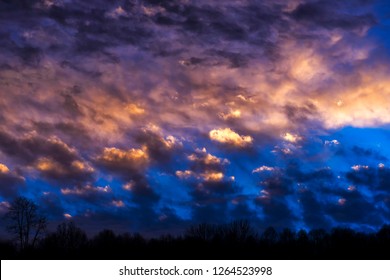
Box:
[285, 162, 334, 183]
[378, 168, 390, 191]
[191, 180, 237, 202]
[255, 197, 297, 229]
[8, 0, 279, 68]
[0, 130, 94, 184]
[284, 102, 318, 125]
[0, 168, 25, 198]
[260, 173, 294, 196]
[17, 45, 43, 67]
[61, 93, 83, 116]
[346, 167, 376, 187]
[32, 121, 92, 147]
[60, 184, 115, 206]
[325, 189, 383, 225]
[0, 130, 75, 163]
[0, 0, 41, 9]
[255, 162, 385, 229]
[291, 0, 376, 31]
[351, 146, 387, 161]
[298, 190, 332, 229]
[37, 192, 65, 220]
[134, 128, 182, 166]
[347, 166, 390, 192]
[127, 179, 160, 206]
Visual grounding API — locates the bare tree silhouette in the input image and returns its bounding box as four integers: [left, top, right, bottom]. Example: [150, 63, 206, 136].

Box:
[185, 223, 217, 241]
[5, 196, 47, 250]
[220, 220, 257, 242]
[44, 221, 87, 253]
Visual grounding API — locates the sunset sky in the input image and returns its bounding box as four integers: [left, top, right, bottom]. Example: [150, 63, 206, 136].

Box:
[1, 0, 390, 236]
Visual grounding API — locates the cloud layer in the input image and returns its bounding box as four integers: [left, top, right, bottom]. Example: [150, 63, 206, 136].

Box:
[0, 0, 390, 234]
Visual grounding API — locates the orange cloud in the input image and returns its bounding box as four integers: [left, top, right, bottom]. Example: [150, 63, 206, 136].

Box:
[0, 163, 10, 174]
[100, 147, 148, 164]
[125, 103, 145, 115]
[188, 148, 229, 165]
[36, 157, 64, 173]
[209, 128, 253, 147]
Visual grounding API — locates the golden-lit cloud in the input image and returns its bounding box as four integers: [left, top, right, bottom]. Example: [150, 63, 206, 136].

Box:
[125, 103, 145, 115]
[100, 147, 148, 164]
[71, 160, 94, 172]
[34, 156, 94, 182]
[176, 170, 194, 179]
[201, 171, 224, 182]
[36, 157, 64, 173]
[188, 148, 229, 166]
[176, 169, 233, 183]
[209, 128, 253, 147]
[0, 163, 10, 174]
[283, 132, 302, 143]
[219, 109, 242, 120]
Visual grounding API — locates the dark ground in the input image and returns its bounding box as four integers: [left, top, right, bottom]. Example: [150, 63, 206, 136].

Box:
[1, 221, 390, 260]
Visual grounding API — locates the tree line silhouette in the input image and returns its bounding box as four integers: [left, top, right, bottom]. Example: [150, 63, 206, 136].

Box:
[1, 197, 390, 259]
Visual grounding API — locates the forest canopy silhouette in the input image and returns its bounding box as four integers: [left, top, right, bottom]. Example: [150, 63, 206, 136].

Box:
[1, 197, 390, 260]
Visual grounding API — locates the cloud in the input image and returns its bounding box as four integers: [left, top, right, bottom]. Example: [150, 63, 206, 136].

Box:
[125, 103, 145, 116]
[176, 170, 231, 183]
[324, 190, 383, 225]
[187, 148, 229, 171]
[176, 170, 195, 180]
[0, 163, 25, 198]
[35, 157, 94, 183]
[96, 147, 149, 176]
[0, 0, 389, 233]
[253, 166, 276, 173]
[209, 128, 253, 147]
[290, 0, 376, 32]
[134, 125, 182, 166]
[0, 131, 94, 184]
[61, 184, 112, 196]
[0, 163, 10, 173]
[0, 201, 11, 215]
[176, 147, 233, 183]
[283, 132, 302, 143]
[111, 200, 125, 208]
[219, 109, 242, 120]
[298, 190, 332, 229]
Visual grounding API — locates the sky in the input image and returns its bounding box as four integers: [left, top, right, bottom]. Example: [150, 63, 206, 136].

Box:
[1, 0, 390, 236]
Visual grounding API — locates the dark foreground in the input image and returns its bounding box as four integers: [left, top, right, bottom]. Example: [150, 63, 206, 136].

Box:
[1, 221, 390, 260]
